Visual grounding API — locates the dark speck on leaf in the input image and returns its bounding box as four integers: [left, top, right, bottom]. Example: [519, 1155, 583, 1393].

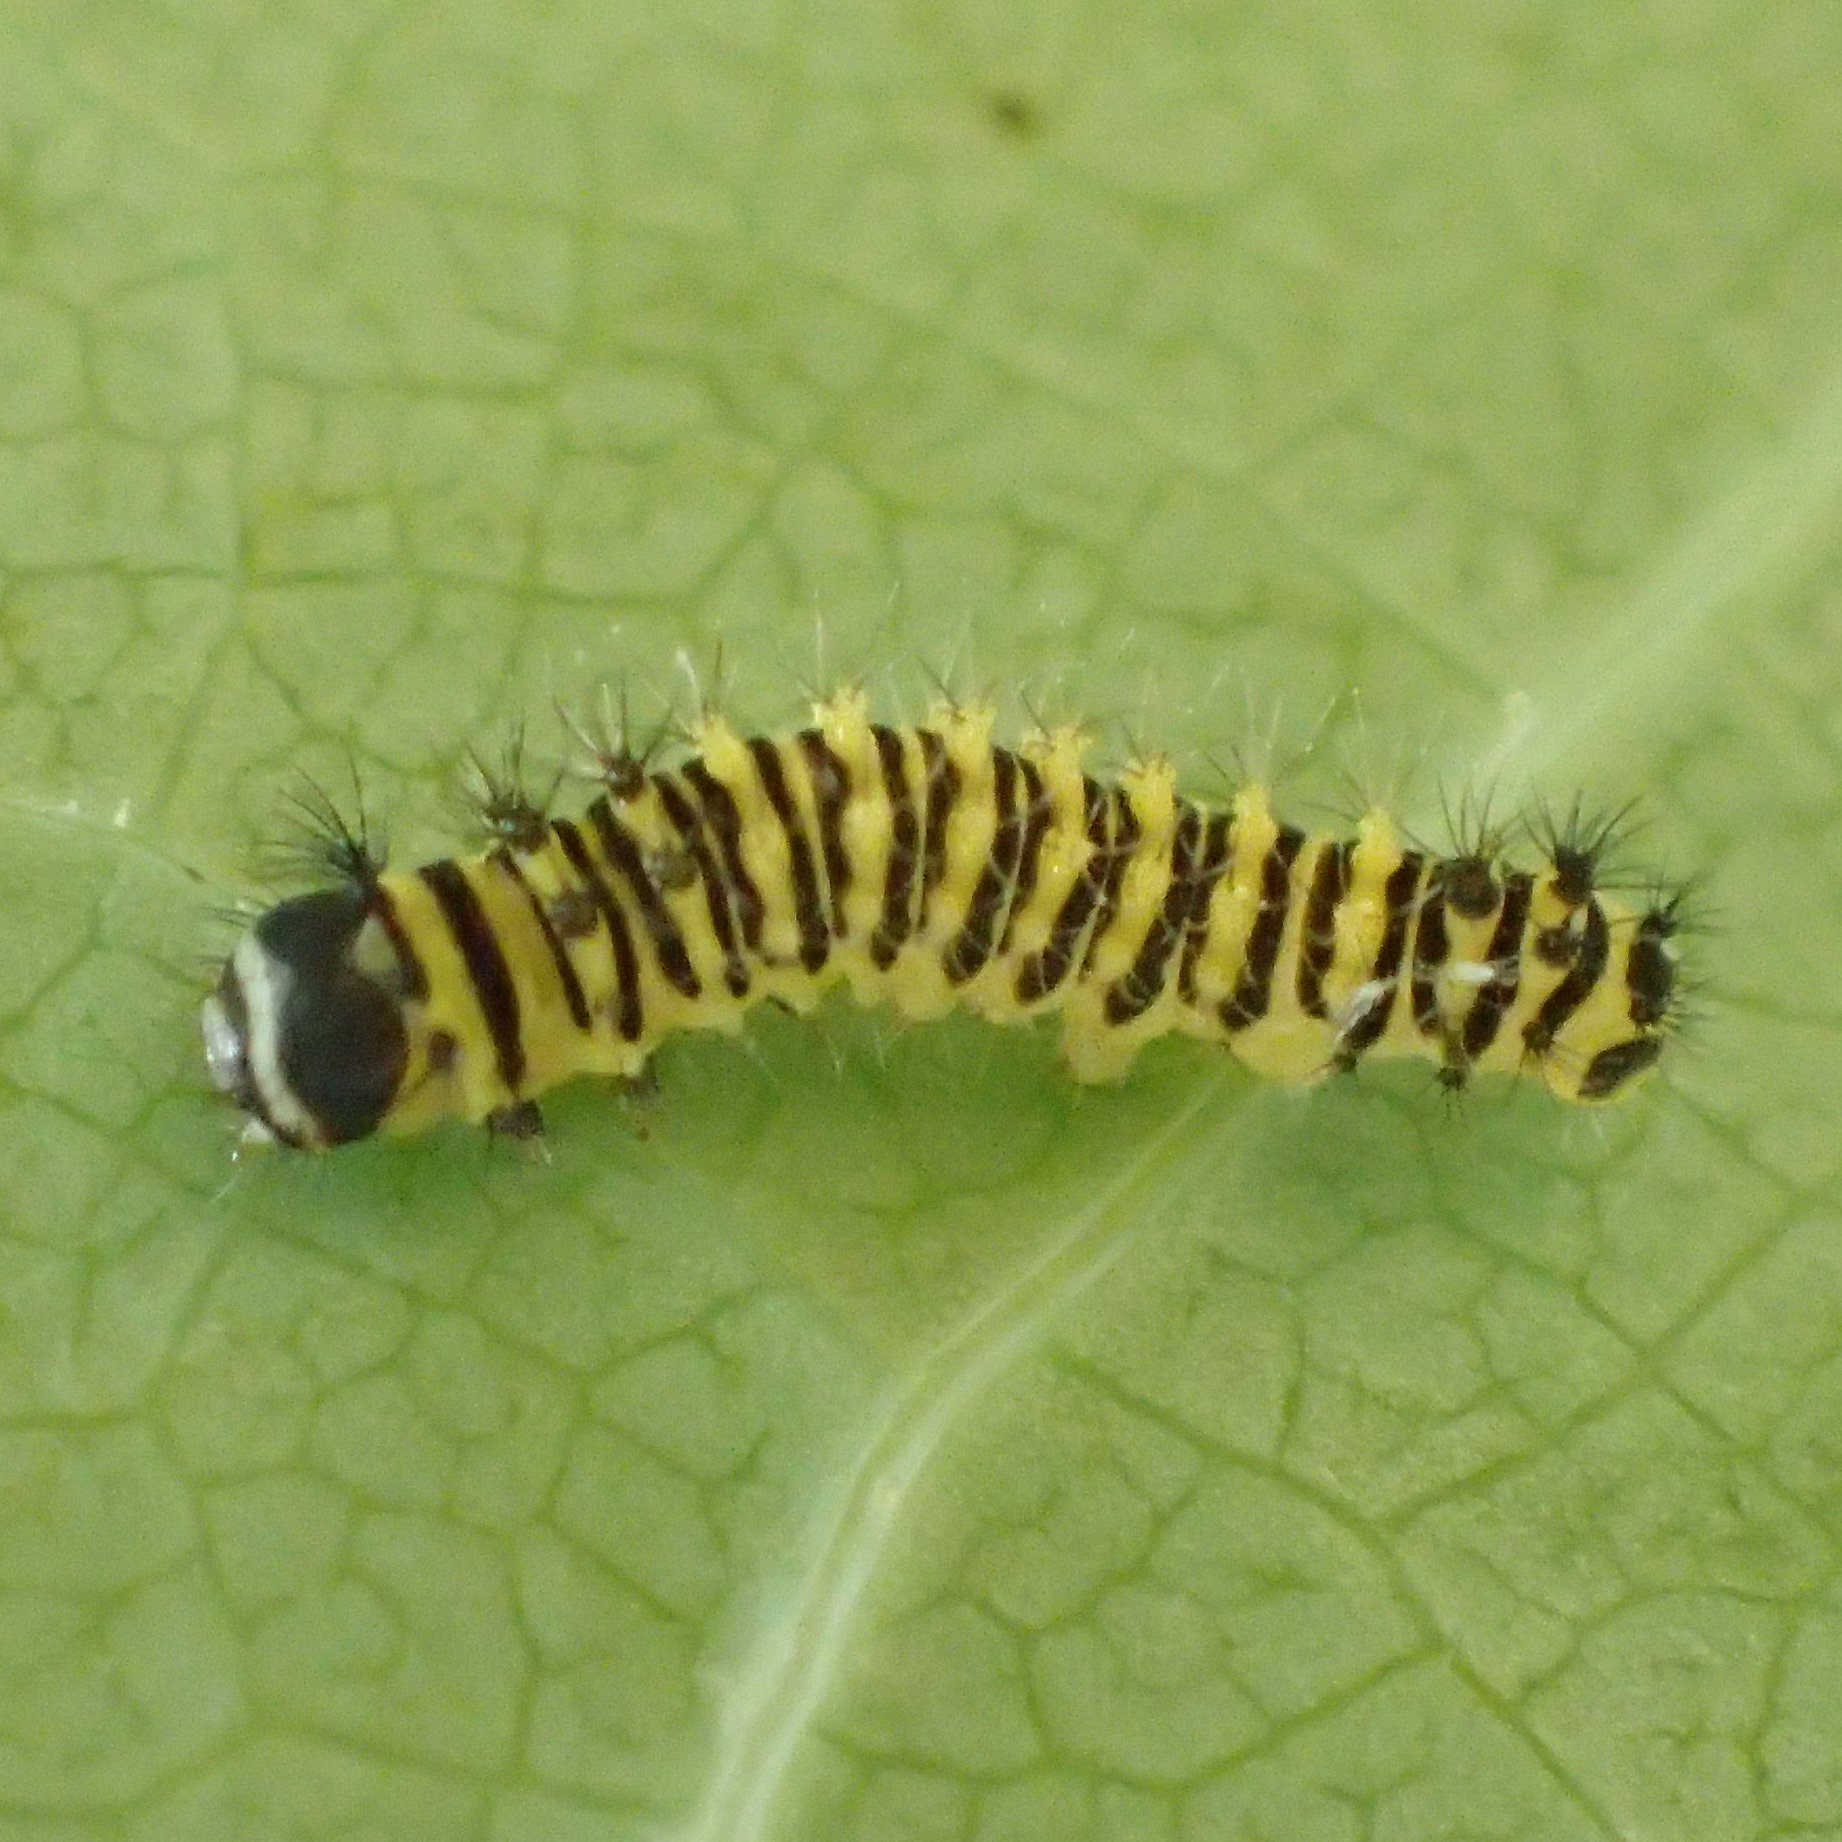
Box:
[988, 90, 1042, 138]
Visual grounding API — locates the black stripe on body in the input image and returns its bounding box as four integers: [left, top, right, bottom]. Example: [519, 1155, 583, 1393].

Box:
[869, 724, 920, 970]
[1079, 784, 1143, 973]
[1409, 878, 1451, 1036]
[1218, 825, 1306, 1032]
[995, 755, 1050, 957]
[420, 858, 525, 1090]
[1333, 852, 1424, 1070]
[1458, 870, 1533, 1061]
[1176, 812, 1234, 1005]
[553, 818, 644, 1041]
[1075, 781, 1134, 972]
[682, 761, 766, 954]
[368, 884, 429, 1001]
[1524, 897, 1610, 1058]
[589, 797, 701, 1000]
[1627, 912, 1676, 1027]
[1579, 1034, 1663, 1100]
[1295, 839, 1354, 1019]
[492, 847, 592, 1032]
[1015, 776, 1111, 1003]
[917, 729, 961, 931]
[797, 729, 852, 940]
[1106, 802, 1203, 1026]
[748, 736, 829, 974]
[944, 746, 1022, 985]
[655, 775, 750, 998]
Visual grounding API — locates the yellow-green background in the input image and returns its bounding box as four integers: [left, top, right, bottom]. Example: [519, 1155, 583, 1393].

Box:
[1, 1, 1838, 1838]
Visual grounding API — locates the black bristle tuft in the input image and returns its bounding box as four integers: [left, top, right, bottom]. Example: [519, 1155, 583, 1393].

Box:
[463, 724, 558, 853]
[265, 771, 387, 892]
[1527, 793, 1646, 906]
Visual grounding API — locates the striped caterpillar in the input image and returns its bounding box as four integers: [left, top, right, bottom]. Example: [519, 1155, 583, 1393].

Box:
[201, 686, 1687, 1152]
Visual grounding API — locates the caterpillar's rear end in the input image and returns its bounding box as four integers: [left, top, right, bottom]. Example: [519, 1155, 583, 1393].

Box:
[202, 690, 1688, 1153]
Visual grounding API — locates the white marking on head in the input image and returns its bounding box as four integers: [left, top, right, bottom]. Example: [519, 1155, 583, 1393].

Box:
[200, 993, 243, 1096]
[228, 935, 321, 1146]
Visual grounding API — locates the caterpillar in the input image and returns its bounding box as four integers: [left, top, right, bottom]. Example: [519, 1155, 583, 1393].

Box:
[200, 686, 1688, 1152]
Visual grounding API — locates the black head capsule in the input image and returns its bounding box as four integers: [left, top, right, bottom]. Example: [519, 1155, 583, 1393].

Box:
[201, 888, 410, 1150]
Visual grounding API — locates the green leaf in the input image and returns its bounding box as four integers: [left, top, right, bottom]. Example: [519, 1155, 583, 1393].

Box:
[2, 3, 1839, 1839]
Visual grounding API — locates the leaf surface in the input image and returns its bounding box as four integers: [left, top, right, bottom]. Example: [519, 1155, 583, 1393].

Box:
[2, 3, 1840, 1838]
